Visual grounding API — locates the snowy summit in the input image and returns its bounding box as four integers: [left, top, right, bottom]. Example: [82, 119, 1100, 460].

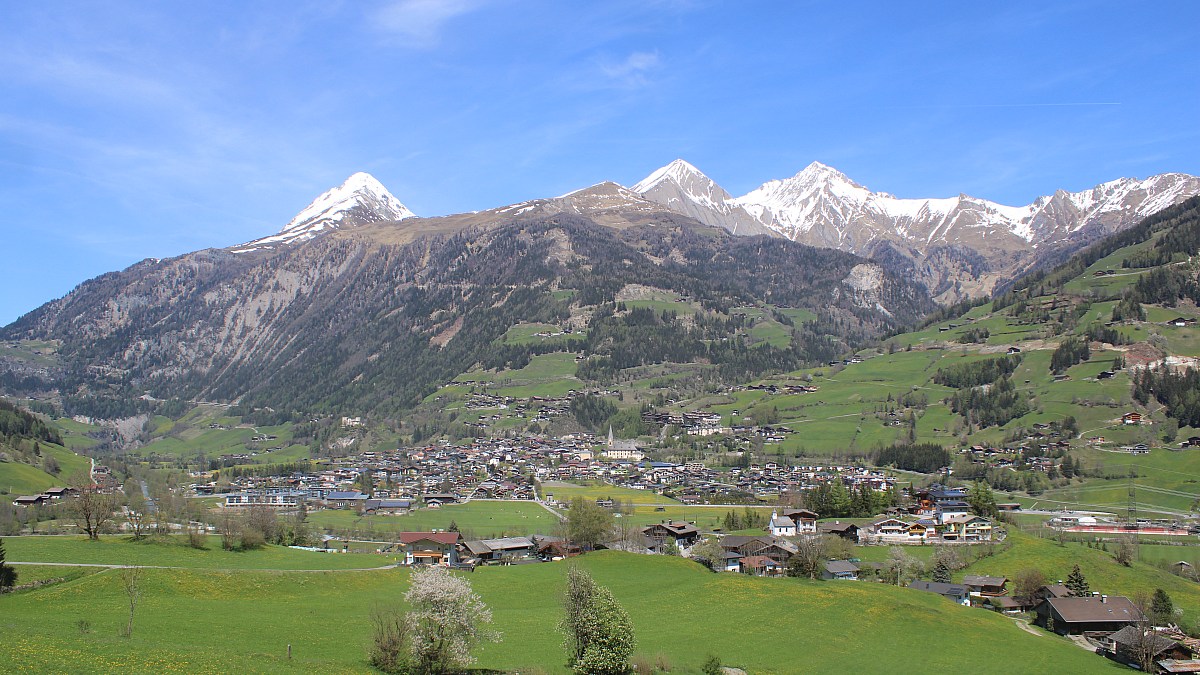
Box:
[233, 172, 416, 252]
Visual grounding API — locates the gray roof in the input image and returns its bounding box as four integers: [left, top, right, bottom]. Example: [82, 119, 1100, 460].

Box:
[1109, 625, 1178, 654]
[910, 581, 969, 597]
[962, 575, 1007, 587]
[823, 560, 859, 574]
[480, 536, 534, 551]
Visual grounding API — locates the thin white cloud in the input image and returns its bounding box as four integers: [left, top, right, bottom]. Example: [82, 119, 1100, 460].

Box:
[597, 50, 661, 88]
[371, 0, 484, 47]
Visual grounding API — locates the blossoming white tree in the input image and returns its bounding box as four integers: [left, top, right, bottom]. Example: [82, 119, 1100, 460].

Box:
[405, 566, 498, 673]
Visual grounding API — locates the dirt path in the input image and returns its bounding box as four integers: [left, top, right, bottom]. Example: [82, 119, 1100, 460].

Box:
[1010, 617, 1042, 637]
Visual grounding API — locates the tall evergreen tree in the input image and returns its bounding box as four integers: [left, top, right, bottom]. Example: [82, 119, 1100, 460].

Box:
[1151, 589, 1175, 626]
[931, 557, 952, 584]
[0, 538, 16, 589]
[1065, 564, 1091, 597]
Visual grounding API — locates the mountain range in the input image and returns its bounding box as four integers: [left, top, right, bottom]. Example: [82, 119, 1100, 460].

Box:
[2, 160, 1198, 419]
[236, 160, 1200, 302]
[0, 173, 934, 418]
[631, 159, 1200, 301]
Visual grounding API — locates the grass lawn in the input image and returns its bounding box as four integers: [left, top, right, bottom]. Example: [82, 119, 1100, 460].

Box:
[3, 564, 100, 586]
[0, 551, 1116, 674]
[306, 501, 562, 540]
[3, 535, 395, 570]
[621, 504, 775, 530]
[540, 481, 679, 506]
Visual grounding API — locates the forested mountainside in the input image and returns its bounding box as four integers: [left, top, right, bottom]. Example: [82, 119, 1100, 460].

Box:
[0, 211, 934, 420]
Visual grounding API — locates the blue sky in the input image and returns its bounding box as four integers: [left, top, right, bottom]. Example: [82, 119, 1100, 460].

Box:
[2, 1, 1199, 325]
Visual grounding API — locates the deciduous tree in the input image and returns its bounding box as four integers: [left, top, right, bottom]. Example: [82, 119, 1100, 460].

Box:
[405, 566, 497, 673]
[67, 472, 116, 540]
[567, 498, 613, 551]
[786, 535, 825, 580]
[560, 566, 635, 675]
[120, 565, 142, 638]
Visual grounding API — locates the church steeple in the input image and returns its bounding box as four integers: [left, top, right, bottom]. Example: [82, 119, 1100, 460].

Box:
[607, 426, 615, 449]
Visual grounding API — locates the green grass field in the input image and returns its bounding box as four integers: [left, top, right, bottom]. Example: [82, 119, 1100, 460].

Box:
[306, 501, 562, 540]
[0, 550, 1116, 674]
[0, 442, 91, 495]
[540, 481, 679, 506]
[3, 536, 395, 570]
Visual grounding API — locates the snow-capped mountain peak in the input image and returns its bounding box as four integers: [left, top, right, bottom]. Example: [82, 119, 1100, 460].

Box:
[281, 172, 415, 235]
[632, 158, 709, 193]
[631, 157, 1200, 302]
[631, 160, 777, 237]
[232, 172, 416, 252]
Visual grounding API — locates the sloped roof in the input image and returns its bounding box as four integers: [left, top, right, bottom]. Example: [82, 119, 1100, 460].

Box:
[910, 581, 968, 597]
[398, 532, 460, 545]
[962, 575, 1007, 587]
[1109, 625, 1178, 655]
[823, 560, 859, 574]
[1045, 596, 1143, 623]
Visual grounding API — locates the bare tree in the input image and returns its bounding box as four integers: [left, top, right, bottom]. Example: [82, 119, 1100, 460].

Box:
[67, 472, 116, 540]
[1126, 592, 1162, 672]
[1013, 568, 1047, 606]
[1114, 535, 1138, 566]
[368, 604, 411, 673]
[787, 535, 825, 579]
[120, 565, 142, 638]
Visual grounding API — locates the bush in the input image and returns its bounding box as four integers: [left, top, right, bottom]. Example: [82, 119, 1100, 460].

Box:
[368, 606, 411, 674]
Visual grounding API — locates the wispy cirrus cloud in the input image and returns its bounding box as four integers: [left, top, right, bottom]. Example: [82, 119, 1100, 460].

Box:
[371, 0, 485, 48]
[597, 50, 661, 88]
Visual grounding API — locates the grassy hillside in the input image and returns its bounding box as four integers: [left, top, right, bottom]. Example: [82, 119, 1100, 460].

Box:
[3, 536, 393, 570]
[0, 548, 1116, 674]
[963, 529, 1200, 624]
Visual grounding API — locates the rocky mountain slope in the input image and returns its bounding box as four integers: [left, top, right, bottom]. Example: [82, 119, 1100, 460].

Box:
[633, 161, 1200, 302]
[1, 176, 933, 418]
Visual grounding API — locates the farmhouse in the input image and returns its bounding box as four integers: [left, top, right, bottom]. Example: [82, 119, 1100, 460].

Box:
[1104, 626, 1193, 669]
[363, 498, 412, 514]
[397, 532, 461, 565]
[741, 555, 784, 577]
[1034, 595, 1143, 635]
[642, 521, 700, 550]
[817, 521, 859, 541]
[462, 536, 535, 562]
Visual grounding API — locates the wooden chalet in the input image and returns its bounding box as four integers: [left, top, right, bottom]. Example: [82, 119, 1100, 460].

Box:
[962, 575, 1008, 597]
[641, 521, 701, 549]
[1034, 595, 1143, 635]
